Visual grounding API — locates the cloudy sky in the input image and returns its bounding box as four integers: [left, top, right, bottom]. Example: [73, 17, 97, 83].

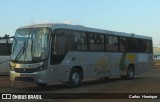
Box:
[0, 0, 160, 47]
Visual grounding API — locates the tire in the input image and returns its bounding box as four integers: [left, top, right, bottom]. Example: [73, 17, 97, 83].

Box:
[68, 69, 82, 87]
[126, 65, 135, 80]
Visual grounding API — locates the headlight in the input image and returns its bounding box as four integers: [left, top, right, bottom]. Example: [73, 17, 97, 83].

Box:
[10, 62, 16, 67]
[10, 67, 15, 71]
[10, 62, 16, 71]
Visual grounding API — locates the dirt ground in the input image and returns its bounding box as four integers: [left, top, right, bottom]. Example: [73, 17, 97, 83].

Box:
[0, 67, 160, 102]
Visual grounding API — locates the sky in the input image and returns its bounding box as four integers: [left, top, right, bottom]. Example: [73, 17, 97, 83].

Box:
[0, 0, 160, 47]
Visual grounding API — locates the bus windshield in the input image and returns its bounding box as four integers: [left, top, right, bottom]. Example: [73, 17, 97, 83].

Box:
[11, 28, 50, 63]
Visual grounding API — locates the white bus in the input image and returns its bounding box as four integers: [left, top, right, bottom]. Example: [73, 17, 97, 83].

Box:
[0, 39, 12, 75]
[10, 24, 153, 87]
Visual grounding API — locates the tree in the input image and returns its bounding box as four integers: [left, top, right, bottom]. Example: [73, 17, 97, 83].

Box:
[0, 34, 14, 40]
[3, 34, 10, 39]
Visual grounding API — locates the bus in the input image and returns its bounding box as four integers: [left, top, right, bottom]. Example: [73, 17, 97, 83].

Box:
[10, 23, 153, 87]
[0, 39, 12, 75]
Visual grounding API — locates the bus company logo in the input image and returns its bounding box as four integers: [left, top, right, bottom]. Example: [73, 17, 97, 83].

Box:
[2, 94, 11, 99]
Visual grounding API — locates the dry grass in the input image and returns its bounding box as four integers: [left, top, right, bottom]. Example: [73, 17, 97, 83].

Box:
[154, 60, 160, 68]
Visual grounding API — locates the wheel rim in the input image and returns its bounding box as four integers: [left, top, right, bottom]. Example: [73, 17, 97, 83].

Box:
[72, 72, 80, 85]
[128, 68, 134, 78]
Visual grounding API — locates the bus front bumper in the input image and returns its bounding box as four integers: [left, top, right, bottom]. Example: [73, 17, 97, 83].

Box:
[10, 70, 47, 84]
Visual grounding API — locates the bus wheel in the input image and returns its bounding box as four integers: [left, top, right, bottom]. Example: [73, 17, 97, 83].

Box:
[68, 69, 81, 87]
[126, 65, 135, 80]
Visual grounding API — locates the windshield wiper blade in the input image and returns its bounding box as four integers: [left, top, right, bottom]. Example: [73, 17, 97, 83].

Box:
[23, 30, 32, 62]
[14, 40, 26, 62]
[12, 37, 17, 53]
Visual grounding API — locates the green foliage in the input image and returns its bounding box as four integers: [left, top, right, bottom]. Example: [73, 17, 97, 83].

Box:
[0, 34, 10, 39]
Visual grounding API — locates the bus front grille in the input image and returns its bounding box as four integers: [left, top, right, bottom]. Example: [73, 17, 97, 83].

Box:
[14, 68, 38, 73]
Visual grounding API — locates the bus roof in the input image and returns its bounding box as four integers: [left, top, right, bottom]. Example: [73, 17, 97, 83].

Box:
[18, 23, 152, 40]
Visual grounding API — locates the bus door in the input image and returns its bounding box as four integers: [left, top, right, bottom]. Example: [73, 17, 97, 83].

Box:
[48, 29, 68, 82]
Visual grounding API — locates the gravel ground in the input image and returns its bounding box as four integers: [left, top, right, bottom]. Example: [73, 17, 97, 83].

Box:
[0, 67, 160, 102]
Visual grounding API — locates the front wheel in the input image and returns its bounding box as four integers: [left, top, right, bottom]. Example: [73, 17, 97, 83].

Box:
[68, 69, 81, 87]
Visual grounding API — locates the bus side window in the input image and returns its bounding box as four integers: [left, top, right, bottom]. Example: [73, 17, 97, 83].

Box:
[144, 40, 152, 53]
[119, 37, 131, 52]
[105, 35, 112, 51]
[0, 42, 12, 55]
[96, 34, 104, 51]
[131, 38, 138, 52]
[147, 40, 152, 53]
[51, 29, 68, 65]
[70, 31, 87, 51]
[105, 35, 118, 52]
[6, 43, 12, 54]
[112, 36, 118, 51]
[120, 37, 125, 51]
[88, 33, 97, 51]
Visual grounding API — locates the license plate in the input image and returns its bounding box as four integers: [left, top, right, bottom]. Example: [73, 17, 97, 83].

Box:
[20, 74, 27, 77]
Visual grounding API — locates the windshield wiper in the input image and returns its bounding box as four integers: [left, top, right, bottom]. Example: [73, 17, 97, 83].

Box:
[12, 37, 17, 53]
[14, 40, 26, 62]
[23, 30, 32, 62]
[14, 29, 32, 62]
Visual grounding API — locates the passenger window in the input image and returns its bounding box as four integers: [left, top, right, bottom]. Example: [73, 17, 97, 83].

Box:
[88, 33, 95, 51]
[112, 36, 118, 51]
[51, 29, 68, 65]
[88, 33, 104, 51]
[120, 37, 131, 52]
[143, 40, 152, 53]
[70, 31, 87, 51]
[96, 34, 104, 51]
[105, 35, 118, 52]
[0, 42, 12, 55]
[131, 38, 138, 52]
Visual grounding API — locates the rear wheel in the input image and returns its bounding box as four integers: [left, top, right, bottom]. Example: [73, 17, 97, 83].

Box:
[126, 65, 135, 80]
[68, 69, 82, 87]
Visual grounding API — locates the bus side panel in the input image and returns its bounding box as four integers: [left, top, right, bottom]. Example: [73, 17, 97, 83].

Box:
[61, 51, 123, 79]
[46, 52, 153, 84]
[119, 53, 153, 76]
[134, 53, 153, 74]
[47, 65, 70, 84]
[0, 56, 10, 75]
